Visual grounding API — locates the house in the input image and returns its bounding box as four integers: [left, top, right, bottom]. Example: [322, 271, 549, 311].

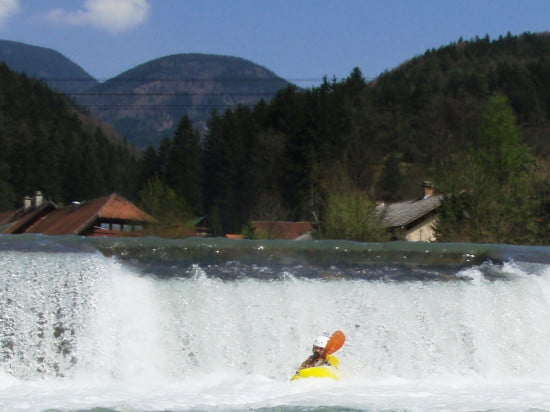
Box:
[376, 181, 443, 242]
[250, 220, 314, 240]
[0, 192, 156, 237]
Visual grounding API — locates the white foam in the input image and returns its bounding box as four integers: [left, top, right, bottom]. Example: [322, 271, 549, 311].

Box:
[2, 251, 550, 410]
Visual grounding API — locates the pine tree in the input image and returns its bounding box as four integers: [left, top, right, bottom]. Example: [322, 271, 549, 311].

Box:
[168, 116, 203, 215]
[378, 153, 403, 202]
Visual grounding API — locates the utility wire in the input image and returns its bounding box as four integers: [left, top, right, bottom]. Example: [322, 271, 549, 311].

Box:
[17, 75, 374, 111]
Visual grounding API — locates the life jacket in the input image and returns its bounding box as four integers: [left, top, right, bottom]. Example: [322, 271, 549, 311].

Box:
[300, 353, 340, 369]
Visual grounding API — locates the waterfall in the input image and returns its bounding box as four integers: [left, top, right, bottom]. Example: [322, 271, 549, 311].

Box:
[2, 249, 550, 385]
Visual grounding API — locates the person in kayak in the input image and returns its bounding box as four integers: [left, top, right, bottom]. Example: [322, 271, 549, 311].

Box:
[299, 335, 340, 369]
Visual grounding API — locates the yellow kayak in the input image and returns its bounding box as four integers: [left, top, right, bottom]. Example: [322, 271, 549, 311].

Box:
[290, 366, 339, 381]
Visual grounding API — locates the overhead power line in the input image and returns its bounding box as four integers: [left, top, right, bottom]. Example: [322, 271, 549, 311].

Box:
[84, 105, 255, 111]
[17, 75, 374, 112]
[41, 77, 331, 82]
[69, 92, 278, 97]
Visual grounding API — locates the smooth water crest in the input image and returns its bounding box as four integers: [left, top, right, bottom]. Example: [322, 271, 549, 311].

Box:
[1, 235, 550, 411]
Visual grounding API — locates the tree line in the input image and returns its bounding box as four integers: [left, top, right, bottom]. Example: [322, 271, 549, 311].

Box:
[3, 32, 550, 244]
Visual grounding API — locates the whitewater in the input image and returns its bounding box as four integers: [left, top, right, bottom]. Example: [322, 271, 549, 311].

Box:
[1, 235, 550, 411]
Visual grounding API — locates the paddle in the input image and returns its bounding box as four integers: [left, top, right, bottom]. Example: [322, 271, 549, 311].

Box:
[322, 330, 345, 356]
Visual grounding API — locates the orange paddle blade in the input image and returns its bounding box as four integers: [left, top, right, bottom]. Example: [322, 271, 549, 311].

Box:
[324, 330, 345, 355]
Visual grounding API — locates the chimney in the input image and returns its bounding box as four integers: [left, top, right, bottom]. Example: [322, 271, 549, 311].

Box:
[423, 181, 435, 198]
[33, 191, 43, 207]
[23, 195, 32, 210]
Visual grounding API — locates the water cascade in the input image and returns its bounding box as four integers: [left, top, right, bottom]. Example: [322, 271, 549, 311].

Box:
[1, 236, 550, 411]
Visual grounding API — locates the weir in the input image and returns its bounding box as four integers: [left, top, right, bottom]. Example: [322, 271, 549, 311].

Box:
[2, 238, 550, 386]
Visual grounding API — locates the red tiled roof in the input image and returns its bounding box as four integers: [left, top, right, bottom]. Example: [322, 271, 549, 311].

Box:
[24, 193, 155, 235]
[226, 234, 244, 239]
[0, 210, 18, 233]
[0, 210, 16, 224]
[251, 221, 313, 240]
[1, 203, 56, 234]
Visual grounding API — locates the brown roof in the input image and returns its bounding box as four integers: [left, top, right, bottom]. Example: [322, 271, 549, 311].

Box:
[1, 202, 56, 234]
[226, 233, 244, 239]
[0, 211, 18, 232]
[0, 210, 16, 224]
[23, 193, 156, 236]
[251, 221, 314, 240]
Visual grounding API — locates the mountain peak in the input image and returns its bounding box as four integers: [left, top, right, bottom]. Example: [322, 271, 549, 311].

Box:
[76, 53, 290, 148]
[0, 39, 98, 93]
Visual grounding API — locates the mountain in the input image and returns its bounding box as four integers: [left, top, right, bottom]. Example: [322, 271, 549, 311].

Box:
[0, 41, 291, 149]
[0, 39, 98, 93]
[74, 54, 291, 149]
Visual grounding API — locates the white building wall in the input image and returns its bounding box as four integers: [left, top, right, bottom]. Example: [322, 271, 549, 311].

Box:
[405, 216, 438, 242]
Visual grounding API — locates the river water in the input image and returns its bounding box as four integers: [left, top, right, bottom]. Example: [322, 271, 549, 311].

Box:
[1, 235, 550, 411]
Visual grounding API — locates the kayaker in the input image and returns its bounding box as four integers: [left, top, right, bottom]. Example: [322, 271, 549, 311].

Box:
[299, 335, 340, 369]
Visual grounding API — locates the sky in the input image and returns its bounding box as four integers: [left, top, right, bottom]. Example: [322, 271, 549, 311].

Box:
[0, 0, 548, 87]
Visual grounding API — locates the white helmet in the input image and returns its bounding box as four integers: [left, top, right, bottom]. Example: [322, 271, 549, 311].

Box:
[313, 335, 329, 348]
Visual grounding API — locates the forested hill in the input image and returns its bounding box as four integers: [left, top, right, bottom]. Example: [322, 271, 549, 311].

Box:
[135, 32, 550, 242]
[0, 39, 98, 93]
[369, 31, 550, 163]
[74, 54, 291, 149]
[0, 63, 137, 210]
